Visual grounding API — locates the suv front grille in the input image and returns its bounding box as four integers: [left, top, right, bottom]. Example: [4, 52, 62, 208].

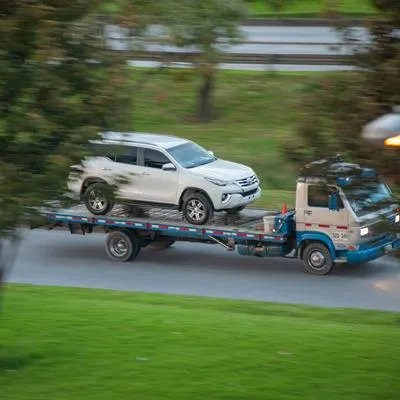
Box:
[236, 175, 258, 188]
[241, 188, 259, 197]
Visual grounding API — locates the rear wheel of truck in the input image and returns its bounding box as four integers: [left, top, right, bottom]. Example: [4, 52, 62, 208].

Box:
[302, 242, 334, 275]
[105, 230, 140, 262]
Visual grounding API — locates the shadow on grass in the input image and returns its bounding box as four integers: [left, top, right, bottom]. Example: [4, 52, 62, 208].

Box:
[0, 347, 43, 373]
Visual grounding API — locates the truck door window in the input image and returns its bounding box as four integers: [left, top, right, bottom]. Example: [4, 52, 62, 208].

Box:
[308, 186, 330, 208]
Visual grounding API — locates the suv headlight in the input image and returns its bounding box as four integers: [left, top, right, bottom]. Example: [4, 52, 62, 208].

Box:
[360, 227, 369, 236]
[396, 214, 400, 223]
[204, 177, 230, 186]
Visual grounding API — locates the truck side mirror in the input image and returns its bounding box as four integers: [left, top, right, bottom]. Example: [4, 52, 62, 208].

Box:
[328, 193, 338, 211]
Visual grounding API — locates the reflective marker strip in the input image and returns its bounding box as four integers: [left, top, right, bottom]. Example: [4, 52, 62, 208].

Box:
[304, 223, 348, 230]
[54, 215, 89, 222]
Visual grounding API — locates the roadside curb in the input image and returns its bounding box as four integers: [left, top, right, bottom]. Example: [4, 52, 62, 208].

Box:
[243, 18, 367, 27]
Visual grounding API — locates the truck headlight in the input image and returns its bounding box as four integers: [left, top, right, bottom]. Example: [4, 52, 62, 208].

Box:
[396, 215, 400, 223]
[360, 227, 369, 236]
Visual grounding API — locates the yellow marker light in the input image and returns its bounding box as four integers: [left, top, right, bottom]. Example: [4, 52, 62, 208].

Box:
[384, 135, 400, 147]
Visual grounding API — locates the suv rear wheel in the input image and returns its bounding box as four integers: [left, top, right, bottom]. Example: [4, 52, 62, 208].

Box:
[182, 192, 213, 225]
[83, 182, 114, 215]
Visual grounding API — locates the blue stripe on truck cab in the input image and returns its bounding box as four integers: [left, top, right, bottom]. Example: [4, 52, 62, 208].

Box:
[296, 231, 337, 260]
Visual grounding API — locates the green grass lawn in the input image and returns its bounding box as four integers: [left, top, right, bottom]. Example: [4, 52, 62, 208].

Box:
[101, 0, 377, 18]
[130, 69, 329, 192]
[247, 0, 376, 18]
[1, 284, 399, 399]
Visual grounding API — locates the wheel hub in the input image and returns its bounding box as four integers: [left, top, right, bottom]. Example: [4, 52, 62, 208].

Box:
[187, 200, 205, 221]
[309, 251, 326, 269]
[89, 191, 107, 211]
[110, 238, 129, 257]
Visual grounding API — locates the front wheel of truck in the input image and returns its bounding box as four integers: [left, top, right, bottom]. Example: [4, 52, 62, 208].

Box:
[302, 242, 334, 275]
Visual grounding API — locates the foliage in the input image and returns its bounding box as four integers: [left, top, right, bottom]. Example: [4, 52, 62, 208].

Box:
[160, 0, 247, 122]
[284, 1, 400, 185]
[0, 0, 139, 240]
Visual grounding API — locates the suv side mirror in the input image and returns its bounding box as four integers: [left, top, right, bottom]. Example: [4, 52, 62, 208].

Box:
[162, 162, 176, 171]
[328, 193, 339, 211]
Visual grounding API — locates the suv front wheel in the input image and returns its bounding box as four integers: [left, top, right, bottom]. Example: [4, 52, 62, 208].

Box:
[83, 182, 115, 215]
[182, 192, 213, 225]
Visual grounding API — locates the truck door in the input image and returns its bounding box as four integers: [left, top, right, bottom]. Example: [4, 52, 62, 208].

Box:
[301, 184, 349, 245]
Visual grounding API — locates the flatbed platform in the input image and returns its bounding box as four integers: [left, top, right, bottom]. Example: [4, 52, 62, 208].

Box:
[40, 204, 290, 243]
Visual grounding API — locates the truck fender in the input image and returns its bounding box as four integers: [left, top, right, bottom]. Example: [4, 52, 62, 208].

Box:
[296, 232, 336, 261]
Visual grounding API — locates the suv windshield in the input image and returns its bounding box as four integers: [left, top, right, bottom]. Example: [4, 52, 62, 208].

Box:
[343, 180, 395, 217]
[167, 142, 215, 169]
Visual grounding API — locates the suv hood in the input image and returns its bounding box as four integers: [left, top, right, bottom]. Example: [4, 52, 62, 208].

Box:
[189, 159, 254, 181]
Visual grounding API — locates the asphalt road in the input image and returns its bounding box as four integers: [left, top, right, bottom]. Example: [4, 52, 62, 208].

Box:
[128, 60, 354, 71]
[106, 24, 369, 55]
[6, 230, 400, 312]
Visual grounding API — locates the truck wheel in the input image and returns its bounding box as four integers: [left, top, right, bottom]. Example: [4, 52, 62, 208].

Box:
[149, 239, 175, 250]
[182, 192, 213, 225]
[84, 183, 114, 215]
[302, 243, 334, 275]
[105, 231, 140, 262]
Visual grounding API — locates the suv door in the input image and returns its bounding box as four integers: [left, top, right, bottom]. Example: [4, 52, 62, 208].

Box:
[135, 147, 179, 204]
[112, 145, 146, 200]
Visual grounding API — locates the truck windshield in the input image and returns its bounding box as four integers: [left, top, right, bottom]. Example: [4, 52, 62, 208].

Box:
[343, 181, 395, 217]
[167, 142, 215, 169]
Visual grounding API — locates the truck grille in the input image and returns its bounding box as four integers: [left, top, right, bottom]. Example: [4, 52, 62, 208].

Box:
[236, 175, 258, 188]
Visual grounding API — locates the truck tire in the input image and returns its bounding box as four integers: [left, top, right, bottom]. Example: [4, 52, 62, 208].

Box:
[84, 183, 114, 215]
[302, 242, 334, 275]
[105, 231, 140, 262]
[182, 192, 213, 225]
[149, 239, 176, 250]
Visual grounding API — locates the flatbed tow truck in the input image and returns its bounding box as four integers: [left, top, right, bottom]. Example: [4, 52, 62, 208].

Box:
[34, 156, 400, 275]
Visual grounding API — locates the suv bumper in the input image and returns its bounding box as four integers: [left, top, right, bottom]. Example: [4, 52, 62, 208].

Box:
[346, 235, 400, 264]
[214, 187, 262, 211]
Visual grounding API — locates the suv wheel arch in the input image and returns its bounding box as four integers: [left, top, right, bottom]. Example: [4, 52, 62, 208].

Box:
[80, 177, 108, 198]
[179, 188, 215, 211]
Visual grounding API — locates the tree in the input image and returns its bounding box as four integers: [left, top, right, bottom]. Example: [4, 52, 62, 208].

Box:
[284, 0, 400, 185]
[161, 0, 247, 122]
[0, 0, 139, 290]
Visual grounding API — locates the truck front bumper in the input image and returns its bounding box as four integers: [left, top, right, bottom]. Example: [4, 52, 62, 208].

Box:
[346, 234, 400, 264]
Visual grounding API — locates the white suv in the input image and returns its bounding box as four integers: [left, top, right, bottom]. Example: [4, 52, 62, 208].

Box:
[67, 132, 261, 225]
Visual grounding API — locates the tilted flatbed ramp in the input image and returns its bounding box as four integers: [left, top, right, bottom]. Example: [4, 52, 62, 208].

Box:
[40, 204, 289, 243]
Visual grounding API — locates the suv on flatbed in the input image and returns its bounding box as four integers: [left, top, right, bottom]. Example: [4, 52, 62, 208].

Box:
[67, 132, 261, 225]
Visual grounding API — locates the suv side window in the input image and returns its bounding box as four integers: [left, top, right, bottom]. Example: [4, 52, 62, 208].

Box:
[143, 148, 171, 169]
[86, 143, 116, 161]
[115, 146, 138, 165]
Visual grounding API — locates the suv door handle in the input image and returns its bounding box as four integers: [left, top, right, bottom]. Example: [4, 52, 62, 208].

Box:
[304, 210, 313, 215]
[102, 167, 112, 171]
[140, 172, 150, 176]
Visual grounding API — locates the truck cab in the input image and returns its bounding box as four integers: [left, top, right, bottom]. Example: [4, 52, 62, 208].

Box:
[294, 156, 400, 273]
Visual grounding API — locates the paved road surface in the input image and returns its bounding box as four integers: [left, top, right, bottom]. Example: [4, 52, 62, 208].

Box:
[7, 230, 400, 312]
[106, 24, 369, 55]
[128, 60, 354, 71]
